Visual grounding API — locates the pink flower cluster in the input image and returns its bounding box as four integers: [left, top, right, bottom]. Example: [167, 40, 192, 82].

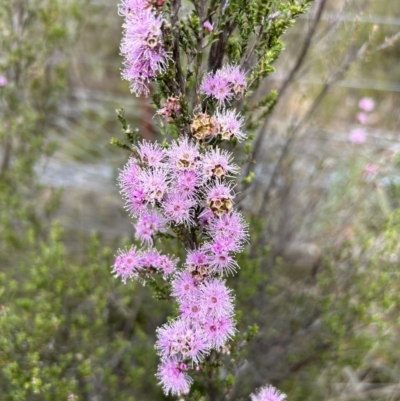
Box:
[113, 131, 248, 394]
[119, 0, 168, 96]
[356, 97, 375, 125]
[200, 64, 247, 103]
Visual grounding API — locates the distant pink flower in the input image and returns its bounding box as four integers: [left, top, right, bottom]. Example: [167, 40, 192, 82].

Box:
[157, 97, 181, 122]
[359, 97, 375, 112]
[356, 112, 368, 124]
[250, 385, 287, 401]
[203, 21, 213, 33]
[200, 64, 246, 102]
[349, 128, 366, 144]
[112, 246, 142, 283]
[0, 75, 7, 87]
[364, 163, 378, 177]
[156, 357, 193, 396]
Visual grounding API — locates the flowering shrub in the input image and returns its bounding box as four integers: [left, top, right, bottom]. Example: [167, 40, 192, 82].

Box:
[112, 0, 314, 398]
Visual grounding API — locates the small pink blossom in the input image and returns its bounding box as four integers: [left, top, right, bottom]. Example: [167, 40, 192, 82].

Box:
[202, 148, 239, 179]
[204, 315, 236, 348]
[140, 168, 170, 203]
[135, 211, 166, 244]
[358, 97, 375, 112]
[200, 64, 246, 102]
[214, 109, 246, 141]
[172, 169, 202, 198]
[199, 279, 235, 319]
[356, 112, 368, 124]
[349, 128, 366, 144]
[162, 193, 196, 226]
[156, 357, 193, 396]
[172, 272, 199, 300]
[135, 141, 165, 167]
[364, 163, 378, 177]
[203, 21, 213, 33]
[156, 319, 209, 363]
[112, 246, 142, 283]
[167, 137, 200, 171]
[0, 75, 7, 87]
[250, 385, 287, 401]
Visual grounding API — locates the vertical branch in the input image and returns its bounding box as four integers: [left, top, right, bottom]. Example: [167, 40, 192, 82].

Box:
[171, 0, 185, 95]
[207, 0, 236, 73]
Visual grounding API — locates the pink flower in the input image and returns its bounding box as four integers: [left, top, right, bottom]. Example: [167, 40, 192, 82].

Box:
[135, 141, 166, 167]
[250, 385, 287, 401]
[156, 319, 209, 363]
[199, 279, 234, 318]
[172, 170, 202, 198]
[120, 3, 168, 96]
[162, 193, 196, 226]
[364, 163, 378, 177]
[140, 168, 170, 203]
[172, 272, 199, 300]
[356, 112, 368, 125]
[200, 73, 232, 102]
[202, 148, 239, 179]
[208, 211, 249, 250]
[0, 75, 7, 87]
[156, 357, 193, 396]
[349, 128, 366, 144]
[135, 211, 166, 245]
[200, 65, 247, 102]
[220, 64, 247, 96]
[118, 0, 148, 17]
[207, 243, 238, 275]
[167, 137, 200, 171]
[203, 21, 213, 33]
[118, 158, 148, 216]
[204, 315, 236, 348]
[215, 109, 246, 141]
[179, 296, 203, 321]
[358, 97, 375, 112]
[158, 254, 177, 276]
[140, 248, 162, 271]
[204, 180, 235, 216]
[112, 247, 142, 283]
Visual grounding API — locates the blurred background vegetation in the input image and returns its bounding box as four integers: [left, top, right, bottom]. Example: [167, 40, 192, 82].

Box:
[1, 0, 400, 400]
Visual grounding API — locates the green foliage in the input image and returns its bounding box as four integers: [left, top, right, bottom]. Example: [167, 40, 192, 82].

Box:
[0, 225, 169, 401]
